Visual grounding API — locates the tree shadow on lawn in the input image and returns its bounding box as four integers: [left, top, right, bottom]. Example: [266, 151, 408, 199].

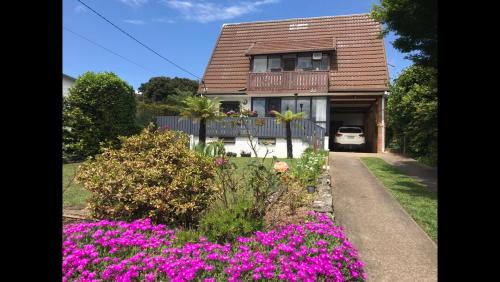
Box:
[391, 179, 437, 201]
[369, 160, 436, 194]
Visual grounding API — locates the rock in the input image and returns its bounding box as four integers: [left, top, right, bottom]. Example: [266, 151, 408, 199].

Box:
[311, 169, 334, 215]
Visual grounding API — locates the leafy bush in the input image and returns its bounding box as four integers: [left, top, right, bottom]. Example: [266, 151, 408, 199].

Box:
[387, 65, 437, 165]
[75, 125, 217, 226]
[63, 72, 138, 161]
[194, 140, 225, 158]
[294, 149, 328, 186]
[226, 152, 237, 157]
[243, 160, 281, 218]
[199, 197, 262, 243]
[135, 101, 173, 129]
[63, 212, 366, 281]
[240, 151, 251, 157]
[172, 228, 203, 247]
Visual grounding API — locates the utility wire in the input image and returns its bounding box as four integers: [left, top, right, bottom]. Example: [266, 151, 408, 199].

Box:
[76, 0, 202, 80]
[64, 26, 159, 76]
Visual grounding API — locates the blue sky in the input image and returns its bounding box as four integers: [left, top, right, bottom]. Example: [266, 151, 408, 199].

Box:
[63, 0, 412, 90]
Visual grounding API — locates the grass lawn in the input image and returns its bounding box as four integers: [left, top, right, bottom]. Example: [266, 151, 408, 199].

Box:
[360, 157, 437, 242]
[62, 157, 298, 208]
[63, 162, 90, 208]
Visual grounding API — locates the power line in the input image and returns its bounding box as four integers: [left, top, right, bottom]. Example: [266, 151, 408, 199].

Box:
[64, 26, 159, 76]
[76, 0, 202, 80]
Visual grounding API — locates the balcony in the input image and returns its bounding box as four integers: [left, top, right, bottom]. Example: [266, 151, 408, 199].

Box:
[247, 71, 329, 93]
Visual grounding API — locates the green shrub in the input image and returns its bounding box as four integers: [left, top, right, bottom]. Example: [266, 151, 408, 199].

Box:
[199, 198, 262, 243]
[194, 140, 225, 158]
[294, 149, 328, 186]
[243, 160, 281, 218]
[75, 124, 217, 226]
[173, 229, 203, 247]
[63, 72, 138, 161]
[135, 101, 173, 129]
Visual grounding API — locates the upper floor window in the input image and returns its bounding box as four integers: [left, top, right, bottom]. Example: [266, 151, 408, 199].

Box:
[283, 54, 296, 71]
[253, 55, 267, 73]
[252, 52, 330, 72]
[267, 56, 281, 72]
[297, 54, 313, 70]
[312, 53, 330, 71]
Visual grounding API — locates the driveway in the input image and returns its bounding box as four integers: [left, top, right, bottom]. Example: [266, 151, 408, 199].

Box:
[330, 152, 437, 282]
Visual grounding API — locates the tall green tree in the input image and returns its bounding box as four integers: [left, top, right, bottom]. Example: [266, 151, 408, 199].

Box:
[138, 76, 198, 103]
[387, 65, 437, 165]
[271, 110, 306, 159]
[63, 71, 137, 161]
[176, 96, 222, 146]
[135, 89, 194, 128]
[371, 0, 437, 67]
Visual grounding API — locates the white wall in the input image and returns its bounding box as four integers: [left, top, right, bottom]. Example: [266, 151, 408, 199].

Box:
[63, 76, 75, 97]
[190, 136, 309, 158]
[332, 113, 364, 126]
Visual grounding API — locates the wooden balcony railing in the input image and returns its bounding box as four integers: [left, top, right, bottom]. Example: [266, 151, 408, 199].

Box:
[247, 71, 329, 92]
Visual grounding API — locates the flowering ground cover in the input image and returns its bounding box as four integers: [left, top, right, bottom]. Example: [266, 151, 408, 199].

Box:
[63, 212, 366, 282]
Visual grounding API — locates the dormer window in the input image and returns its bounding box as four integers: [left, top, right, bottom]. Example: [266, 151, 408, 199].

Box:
[251, 52, 330, 72]
[283, 54, 296, 71]
[267, 55, 281, 72]
[253, 55, 267, 73]
[313, 53, 330, 70]
[297, 54, 313, 70]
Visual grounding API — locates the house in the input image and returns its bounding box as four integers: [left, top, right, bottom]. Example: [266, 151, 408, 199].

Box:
[158, 14, 389, 158]
[63, 74, 76, 97]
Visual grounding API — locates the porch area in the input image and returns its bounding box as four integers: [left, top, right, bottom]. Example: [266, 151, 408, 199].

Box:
[156, 116, 327, 157]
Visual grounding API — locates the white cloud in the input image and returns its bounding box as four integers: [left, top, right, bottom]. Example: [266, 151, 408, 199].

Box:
[74, 3, 88, 13]
[120, 0, 148, 7]
[124, 19, 146, 25]
[162, 0, 280, 23]
[153, 18, 176, 24]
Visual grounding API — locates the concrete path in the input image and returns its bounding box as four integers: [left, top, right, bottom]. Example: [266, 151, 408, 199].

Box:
[330, 152, 437, 282]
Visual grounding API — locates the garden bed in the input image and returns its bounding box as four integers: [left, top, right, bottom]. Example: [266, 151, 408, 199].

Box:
[63, 127, 365, 281]
[63, 212, 366, 281]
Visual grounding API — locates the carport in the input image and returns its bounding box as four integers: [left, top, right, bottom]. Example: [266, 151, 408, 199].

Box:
[328, 95, 385, 153]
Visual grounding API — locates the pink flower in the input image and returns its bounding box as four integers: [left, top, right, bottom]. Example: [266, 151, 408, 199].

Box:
[62, 213, 366, 281]
[214, 157, 229, 167]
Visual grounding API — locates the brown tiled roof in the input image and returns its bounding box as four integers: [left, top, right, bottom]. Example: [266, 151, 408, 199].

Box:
[200, 14, 389, 94]
[245, 37, 336, 55]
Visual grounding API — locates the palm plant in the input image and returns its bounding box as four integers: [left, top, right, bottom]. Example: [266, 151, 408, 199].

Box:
[176, 96, 222, 146]
[271, 110, 305, 159]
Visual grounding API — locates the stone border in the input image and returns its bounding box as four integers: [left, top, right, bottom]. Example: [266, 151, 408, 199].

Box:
[311, 169, 334, 219]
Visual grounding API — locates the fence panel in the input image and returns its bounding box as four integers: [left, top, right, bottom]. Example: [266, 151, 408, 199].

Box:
[155, 116, 326, 148]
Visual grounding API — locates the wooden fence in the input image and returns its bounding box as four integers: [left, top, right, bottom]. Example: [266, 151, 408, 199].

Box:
[156, 116, 325, 149]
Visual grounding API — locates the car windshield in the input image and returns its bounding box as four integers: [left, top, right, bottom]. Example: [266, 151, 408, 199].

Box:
[339, 127, 362, 133]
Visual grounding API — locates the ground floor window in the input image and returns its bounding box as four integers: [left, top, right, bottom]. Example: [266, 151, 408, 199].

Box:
[218, 137, 236, 144]
[220, 101, 240, 114]
[258, 138, 276, 146]
[252, 96, 326, 122]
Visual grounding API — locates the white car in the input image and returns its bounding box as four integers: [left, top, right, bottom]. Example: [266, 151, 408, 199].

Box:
[333, 126, 366, 151]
